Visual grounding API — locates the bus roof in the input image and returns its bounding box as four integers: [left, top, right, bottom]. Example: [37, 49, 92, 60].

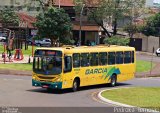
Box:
[36, 45, 135, 54]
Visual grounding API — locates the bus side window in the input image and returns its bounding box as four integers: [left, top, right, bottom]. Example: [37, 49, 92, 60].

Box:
[81, 53, 90, 67]
[116, 52, 123, 64]
[108, 52, 115, 65]
[90, 53, 98, 66]
[124, 51, 131, 64]
[64, 56, 72, 73]
[132, 51, 134, 63]
[73, 53, 80, 68]
[99, 52, 107, 65]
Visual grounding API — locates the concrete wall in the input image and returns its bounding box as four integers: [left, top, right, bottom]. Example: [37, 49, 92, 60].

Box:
[142, 36, 160, 53]
[148, 36, 159, 53]
[142, 36, 148, 52]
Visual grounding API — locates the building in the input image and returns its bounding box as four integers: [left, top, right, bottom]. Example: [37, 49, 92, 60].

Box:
[0, 0, 103, 45]
[47, 0, 102, 45]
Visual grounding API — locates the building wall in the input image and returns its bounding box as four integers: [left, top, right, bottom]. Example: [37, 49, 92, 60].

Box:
[147, 36, 159, 53]
[142, 36, 160, 53]
[142, 36, 148, 52]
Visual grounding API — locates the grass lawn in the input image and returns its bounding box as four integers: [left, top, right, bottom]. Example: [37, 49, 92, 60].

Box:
[136, 60, 156, 73]
[0, 63, 32, 71]
[101, 87, 160, 107]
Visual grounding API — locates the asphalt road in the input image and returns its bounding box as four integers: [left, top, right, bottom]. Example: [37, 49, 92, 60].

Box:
[0, 74, 160, 108]
[137, 54, 160, 62]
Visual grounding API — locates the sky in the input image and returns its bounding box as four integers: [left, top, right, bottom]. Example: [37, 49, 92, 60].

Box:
[153, 0, 160, 4]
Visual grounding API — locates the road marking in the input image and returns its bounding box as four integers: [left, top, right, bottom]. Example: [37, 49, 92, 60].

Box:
[91, 91, 115, 106]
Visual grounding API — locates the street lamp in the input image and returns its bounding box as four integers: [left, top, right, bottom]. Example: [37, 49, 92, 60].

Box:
[79, 4, 85, 46]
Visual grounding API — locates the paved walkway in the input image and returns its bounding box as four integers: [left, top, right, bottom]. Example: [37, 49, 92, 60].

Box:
[0, 55, 33, 64]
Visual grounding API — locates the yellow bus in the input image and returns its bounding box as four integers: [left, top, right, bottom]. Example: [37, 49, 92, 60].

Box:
[32, 45, 136, 91]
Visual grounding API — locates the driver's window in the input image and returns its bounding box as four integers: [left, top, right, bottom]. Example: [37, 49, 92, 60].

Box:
[64, 56, 72, 73]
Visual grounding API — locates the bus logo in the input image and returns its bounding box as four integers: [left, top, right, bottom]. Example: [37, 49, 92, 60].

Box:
[85, 67, 121, 81]
[85, 68, 107, 75]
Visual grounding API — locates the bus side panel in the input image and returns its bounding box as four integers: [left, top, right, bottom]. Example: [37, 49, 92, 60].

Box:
[61, 72, 73, 89]
[116, 64, 135, 82]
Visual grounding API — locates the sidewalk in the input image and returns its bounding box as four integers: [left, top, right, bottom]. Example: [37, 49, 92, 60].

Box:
[0, 55, 33, 64]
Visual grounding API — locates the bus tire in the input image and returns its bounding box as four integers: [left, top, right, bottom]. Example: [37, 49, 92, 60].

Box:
[110, 74, 117, 87]
[72, 79, 79, 92]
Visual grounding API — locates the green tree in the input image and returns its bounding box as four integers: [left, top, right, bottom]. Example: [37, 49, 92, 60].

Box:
[103, 36, 130, 46]
[0, 8, 19, 28]
[74, 0, 145, 37]
[34, 7, 72, 46]
[124, 0, 148, 38]
[123, 24, 140, 38]
[140, 13, 160, 37]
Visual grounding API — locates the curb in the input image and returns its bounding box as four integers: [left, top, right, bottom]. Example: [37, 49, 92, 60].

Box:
[98, 87, 135, 107]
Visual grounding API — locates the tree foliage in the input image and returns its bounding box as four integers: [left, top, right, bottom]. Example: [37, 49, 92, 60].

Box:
[140, 13, 160, 37]
[123, 24, 142, 38]
[0, 8, 19, 27]
[103, 36, 130, 46]
[34, 7, 72, 46]
[74, 0, 145, 37]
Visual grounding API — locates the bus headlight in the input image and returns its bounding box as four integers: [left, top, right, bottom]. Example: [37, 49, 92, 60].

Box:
[56, 78, 61, 82]
[32, 76, 36, 80]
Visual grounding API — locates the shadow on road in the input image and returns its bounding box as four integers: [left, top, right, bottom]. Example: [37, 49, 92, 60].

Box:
[27, 82, 131, 94]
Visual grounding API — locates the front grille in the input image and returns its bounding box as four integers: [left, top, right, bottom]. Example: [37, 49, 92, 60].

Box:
[38, 76, 56, 80]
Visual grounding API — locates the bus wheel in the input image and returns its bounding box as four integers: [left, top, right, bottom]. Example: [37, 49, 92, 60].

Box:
[110, 74, 117, 87]
[72, 79, 79, 92]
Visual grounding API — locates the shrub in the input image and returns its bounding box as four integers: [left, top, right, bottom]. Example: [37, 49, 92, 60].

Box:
[103, 36, 130, 46]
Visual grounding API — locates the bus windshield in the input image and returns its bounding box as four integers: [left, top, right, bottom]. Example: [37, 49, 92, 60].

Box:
[33, 50, 62, 75]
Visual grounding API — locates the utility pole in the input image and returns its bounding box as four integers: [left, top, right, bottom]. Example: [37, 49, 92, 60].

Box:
[79, 4, 85, 46]
[59, 0, 61, 8]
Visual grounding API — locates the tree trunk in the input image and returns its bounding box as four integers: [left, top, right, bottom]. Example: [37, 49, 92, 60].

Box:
[113, 18, 117, 36]
[101, 25, 111, 37]
[92, 18, 111, 37]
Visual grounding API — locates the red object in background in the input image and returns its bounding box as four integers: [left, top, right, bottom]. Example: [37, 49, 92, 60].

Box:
[14, 49, 24, 61]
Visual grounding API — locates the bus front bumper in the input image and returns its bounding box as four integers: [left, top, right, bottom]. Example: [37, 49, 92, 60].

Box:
[32, 79, 62, 89]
